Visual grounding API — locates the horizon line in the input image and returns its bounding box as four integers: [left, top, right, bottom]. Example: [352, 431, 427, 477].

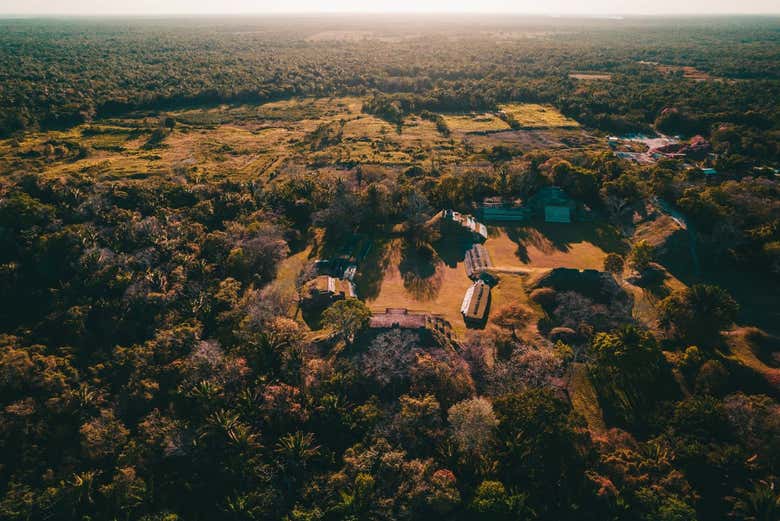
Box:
[2, 12, 780, 18]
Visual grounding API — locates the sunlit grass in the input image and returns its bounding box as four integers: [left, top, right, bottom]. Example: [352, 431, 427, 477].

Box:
[498, 103, 580, 128]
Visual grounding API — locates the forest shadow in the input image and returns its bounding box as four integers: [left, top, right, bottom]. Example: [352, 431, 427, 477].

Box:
[301, 306, 325, 331]
[504, 226, 533, 263]
[354, 237, 392, 301]
[504, 220, 628, 263]
[660, 242, 780, 337]
[399, 242, 444, 301]
[701, 266, 780, 336]
[431, 224, 473, 268]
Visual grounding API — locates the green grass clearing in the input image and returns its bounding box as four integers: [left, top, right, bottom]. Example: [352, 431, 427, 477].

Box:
[485, 221, 626, 271]
[441, 113, 511, 133]
[498, 103, 580, 128]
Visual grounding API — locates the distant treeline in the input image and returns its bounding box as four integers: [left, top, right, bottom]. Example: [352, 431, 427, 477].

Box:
[1, 17, 779, 158]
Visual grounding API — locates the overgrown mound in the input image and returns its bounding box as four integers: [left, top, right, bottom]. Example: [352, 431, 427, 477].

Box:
[531, 268, 634, 341]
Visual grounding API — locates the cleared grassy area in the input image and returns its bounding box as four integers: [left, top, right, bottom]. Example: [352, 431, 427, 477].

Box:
[569, 363, 607, 436]
[498, 103, 580, 128]
[569, 72, 612, 81]
[441, 113, 511, 133]
[0, 96, 596, 181]
[341, 115, 395, 139]
[620, 268, 687, 332]
[486, 270, 547, 342]
[633, 215, 685, 249]
[358, 238, 475, 337]
[642, 62, 714, 81]
[465, 128, 599, 153]
[174, 96, 364, 125]
[723, 328, 780, 392]
[485, 222, 625, 271]
[398, 116, 460, 156]
[319, 141, 413, 166]
[267, 246, 314, 323]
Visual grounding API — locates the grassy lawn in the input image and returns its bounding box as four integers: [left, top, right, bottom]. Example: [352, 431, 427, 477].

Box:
[441, 113, 511, 133]
[267, 245, 314, 323]
[465, 128, 599, 154]
[486, 271, 548, 342]
[498, 103, 580, 128]
[661, 238, 780, 336]
[485, 221, 626, 271]
[358, 238, 475, 337]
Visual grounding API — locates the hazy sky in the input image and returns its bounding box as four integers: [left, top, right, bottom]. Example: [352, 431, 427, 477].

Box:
[1, 0, 779, 15]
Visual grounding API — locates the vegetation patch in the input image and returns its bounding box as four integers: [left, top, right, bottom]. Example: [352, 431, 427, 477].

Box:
[723, 328, 780, 392]
[568, 362, 607, 435]
[498, 103, 581, 129]
[440, 113, 511, 134]
[569, 72, 613, 81]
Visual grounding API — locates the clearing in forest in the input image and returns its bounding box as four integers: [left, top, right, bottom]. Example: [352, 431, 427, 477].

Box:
[357, 237, 476, 336]
[569, 72, 613, 81]
[638, 61, 715, 81]
[498, 103, 580, 129]
[440, 113, 511, 133]
[485, 222, 625, 271]
[267, 245, 314, 322]
[724, 328, 780, 392]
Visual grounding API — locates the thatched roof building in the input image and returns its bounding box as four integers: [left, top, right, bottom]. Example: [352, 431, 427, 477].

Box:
[461, 280, 491, 325]
[464, 243, 492, 279]
[443, 209, 488, 241]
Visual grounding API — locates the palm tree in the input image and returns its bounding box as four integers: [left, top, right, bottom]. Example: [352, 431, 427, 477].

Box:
[199, 409, 240, 445]
[237, 387, 262, 417]
[67, 470, 100, 509]
[226, 423, 261, 453]
[729, 480, 780, 521]
[71, 383, 101, 419]
[187, 380, 222, 408]
[274, 431, 320, 471]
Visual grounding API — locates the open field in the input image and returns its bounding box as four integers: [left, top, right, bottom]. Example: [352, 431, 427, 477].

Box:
[498, 103, 580, 128]
[357, 238, 475, 337]
[638, 61, 715, 81]
[486, 270, 548, 342]
[485, 222, 626, 271]
[620, 267, 688, 331]
[662, 240, 780, 336]
[569, 72, 612, 81]
[465, 128, 599, 153]
[441, 113, 511, 133]
[6, 96, 596, 181]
